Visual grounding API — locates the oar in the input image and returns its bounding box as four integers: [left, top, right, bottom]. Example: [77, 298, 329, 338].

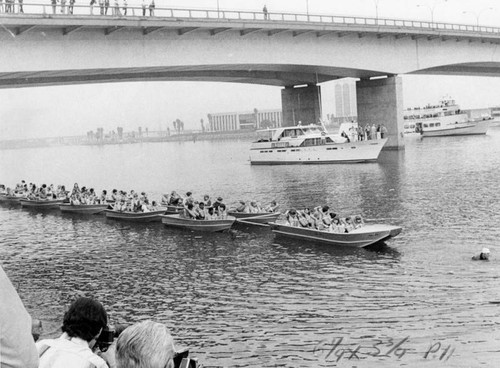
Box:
[236, 219, 270, 227]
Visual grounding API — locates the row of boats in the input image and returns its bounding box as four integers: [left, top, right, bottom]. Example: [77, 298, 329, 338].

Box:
[0, 194, 402, 248]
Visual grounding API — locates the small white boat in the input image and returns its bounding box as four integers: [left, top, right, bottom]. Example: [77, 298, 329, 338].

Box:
[404, 96, 492, 137]
[105, 208, 167, 222]
[227, 211, 281, 224]
[270, 222, 402, 248]
[161, 214, 235, 232]
[250, 123, 387, 165]
[19, 198, 65, 209]
[421, 120, 491, 137]
[60, 203, 109, 214]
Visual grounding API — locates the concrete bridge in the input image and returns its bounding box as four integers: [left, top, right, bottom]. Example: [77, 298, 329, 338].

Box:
[2, 3, 500, 149]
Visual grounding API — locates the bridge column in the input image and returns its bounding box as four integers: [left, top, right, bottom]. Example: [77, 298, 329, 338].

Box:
[356, 76, 405, 150]
[281, 84, 321, 127]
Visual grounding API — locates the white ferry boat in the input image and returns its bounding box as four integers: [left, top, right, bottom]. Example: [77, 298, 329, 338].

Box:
[404, 97, 492, 137]
[249, 123, 387, 165]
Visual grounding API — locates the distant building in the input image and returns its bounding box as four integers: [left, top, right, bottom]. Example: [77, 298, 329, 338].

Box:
[333, 79, 357, 120]
[208, 109, 282, 132]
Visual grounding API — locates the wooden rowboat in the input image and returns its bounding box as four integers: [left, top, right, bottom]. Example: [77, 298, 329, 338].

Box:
[0, 194, 23, 204]
[161, 214, 235, 232]
[19, 198, 65, 209]
[165, 205, 184, 215]
[270, 222, 402, 248]
[104, 208, 167, 222]
[59, 203, 109, 214]
[227, 211, 281, 224]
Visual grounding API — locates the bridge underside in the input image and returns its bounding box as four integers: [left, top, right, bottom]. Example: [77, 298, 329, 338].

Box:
[2, 62, 500, 89]
[410, 62, 500, 77]
[0, 64, 387, 89]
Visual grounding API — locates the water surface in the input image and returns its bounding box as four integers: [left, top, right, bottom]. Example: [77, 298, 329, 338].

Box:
[1, 128, 500, 367]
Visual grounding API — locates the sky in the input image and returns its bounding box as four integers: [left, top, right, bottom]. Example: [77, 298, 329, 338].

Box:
[2, 0, 500, 139]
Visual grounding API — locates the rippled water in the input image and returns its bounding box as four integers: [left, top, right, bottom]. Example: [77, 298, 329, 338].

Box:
[1, 128, 500, 367]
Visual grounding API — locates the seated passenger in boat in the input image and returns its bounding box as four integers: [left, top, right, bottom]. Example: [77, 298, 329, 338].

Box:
[114, 199, 126, 212]
[196, 202, 206, 220]
[206, 206, 217, 220]
[98, 190, 107, 204]
[168, 191, 182, 206]
[217, 203, 227, 219]
[329, 217, 345, 233]
[0, 184, 5, 194]
[297, 210, 310, 228]
[353, 215, 364, 229]
[140, 199, 150, 213]
[265, 200, 279, 213]
[149, 200, 159, 211]
[39, 184, 48, 199]
[160, 193, 169, 205]
[71, 183, 80, 196]
[249, 201, 262, 213]
[111, 189, 120, 202]
[344, 217, 355, 233]
[182, 202, 198, 219]
[285, 209, 300, 227]
[70, 194, 81, 205]
[184, 192, 194, 205]
[203, 194, 212, 207]
[212, 197, 224, 211]
[235, 200, 247, 212]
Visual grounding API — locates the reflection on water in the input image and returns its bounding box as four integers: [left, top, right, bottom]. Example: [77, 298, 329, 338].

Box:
[1, 128, 500, 367]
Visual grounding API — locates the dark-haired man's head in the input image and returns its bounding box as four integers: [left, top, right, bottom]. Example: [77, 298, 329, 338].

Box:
[62, 297, 108, 343]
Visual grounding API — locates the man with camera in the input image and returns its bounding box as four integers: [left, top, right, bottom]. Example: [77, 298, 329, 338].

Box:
[36, 297, 110, 368]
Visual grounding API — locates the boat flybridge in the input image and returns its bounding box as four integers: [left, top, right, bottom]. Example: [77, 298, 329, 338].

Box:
[249, 123, 387, 165]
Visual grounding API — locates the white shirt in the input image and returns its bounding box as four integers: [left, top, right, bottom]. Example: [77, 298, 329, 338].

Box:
[0, 265, 39, 368]
[36, 333, 108, 368]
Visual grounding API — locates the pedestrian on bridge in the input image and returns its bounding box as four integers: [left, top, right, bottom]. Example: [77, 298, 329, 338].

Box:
[17, 0, 23, 13]
[141, 0, 146, 16]
[122, 0, 127, 15]
[68, 0, 75, 14]
[60, 0, 66, 14]
[0, 0, 3, 14]
[51, 0, 57, 14]
[263, 4, 268, 20]
[148, 0, 154, 16]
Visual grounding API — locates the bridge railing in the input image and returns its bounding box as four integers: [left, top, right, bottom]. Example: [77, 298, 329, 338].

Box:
[1, 2, 500, 36]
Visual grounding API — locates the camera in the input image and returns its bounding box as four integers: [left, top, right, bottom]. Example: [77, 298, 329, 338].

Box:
[96, 326, 116, 352]
[174, 348, 199, 368]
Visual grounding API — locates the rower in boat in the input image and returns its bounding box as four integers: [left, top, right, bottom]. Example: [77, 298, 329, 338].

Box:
[285, 209, 300, 227]
[265, 200, 279, 213]
[181, 203, 198, 219]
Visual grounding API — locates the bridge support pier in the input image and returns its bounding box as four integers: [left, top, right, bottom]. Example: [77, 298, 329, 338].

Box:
[281, 84, 321, 127]
[356, 76, 405, 150]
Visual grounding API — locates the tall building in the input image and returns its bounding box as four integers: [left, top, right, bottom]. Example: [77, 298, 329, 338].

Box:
[334, 79, 357, 119]
[208, 109, 282, 132]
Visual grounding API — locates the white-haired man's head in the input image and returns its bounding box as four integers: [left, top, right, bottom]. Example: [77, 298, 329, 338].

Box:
[116, 320, 175, 368]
